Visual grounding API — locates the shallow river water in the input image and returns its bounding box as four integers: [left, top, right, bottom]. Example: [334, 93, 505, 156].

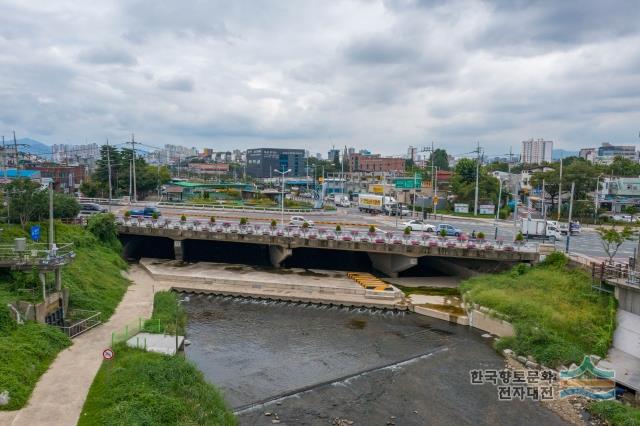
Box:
[183, 294, 567, 426]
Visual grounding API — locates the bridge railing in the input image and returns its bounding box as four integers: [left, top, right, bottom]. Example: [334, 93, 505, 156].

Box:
[117, 219, 538, 254]
[157, 201, 323, 214]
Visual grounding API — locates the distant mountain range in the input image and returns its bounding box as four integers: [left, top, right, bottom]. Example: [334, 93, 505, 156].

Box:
[552, 149, 578, 160]
[6, 138, 52, 155]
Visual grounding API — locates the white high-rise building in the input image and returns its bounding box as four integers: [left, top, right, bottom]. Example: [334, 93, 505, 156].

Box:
[521, 138, 553, 164]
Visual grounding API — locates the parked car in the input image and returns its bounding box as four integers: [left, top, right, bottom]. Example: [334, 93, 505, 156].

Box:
[289, 215, 314, 227]
[402, 219, 436, 232]
[437, 223, 462, 237]
[127, 206, 161, 217]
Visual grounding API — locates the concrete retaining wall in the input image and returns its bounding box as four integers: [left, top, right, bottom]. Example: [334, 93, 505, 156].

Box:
[412, 305, 469, 325]
[468, 309, 515, 337]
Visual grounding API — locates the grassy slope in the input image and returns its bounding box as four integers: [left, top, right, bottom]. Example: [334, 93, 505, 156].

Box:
[79, 349, 236, 426]
[0, 222, 129, 410]
[143, 291, 186, 335]
[589, 401, 640, 425]
[460, 259, 616, 367]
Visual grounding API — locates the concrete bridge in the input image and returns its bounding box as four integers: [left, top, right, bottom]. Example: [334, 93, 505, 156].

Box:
[117, 223, 538, 277]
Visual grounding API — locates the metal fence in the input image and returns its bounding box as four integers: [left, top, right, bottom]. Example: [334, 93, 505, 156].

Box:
[57, 310, 101, 338]
[0, 242, 75, 267]
[111, 317, 173, 346]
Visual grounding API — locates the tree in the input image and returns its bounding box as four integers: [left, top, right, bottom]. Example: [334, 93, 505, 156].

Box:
[597, 226, 635, 264]
[87, 213, 119, 246]
[454, 158, 477, 183]
[531, 169, 560, 212]
[5, 179, 47, 228]
[432, 149, 449, 171]
[608, 156, 640, 177]
[562, 160, 599, 200]
[485, 161, 509, 173]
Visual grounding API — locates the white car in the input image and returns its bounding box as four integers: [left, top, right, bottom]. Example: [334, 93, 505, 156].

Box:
[402, 219, 436, 232]
[289, 216, 314, 227]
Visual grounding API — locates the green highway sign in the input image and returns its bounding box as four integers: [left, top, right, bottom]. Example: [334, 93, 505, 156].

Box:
[394, 177, 422, 189]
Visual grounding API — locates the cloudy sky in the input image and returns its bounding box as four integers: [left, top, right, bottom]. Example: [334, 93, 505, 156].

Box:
[1, 0, 639, 156]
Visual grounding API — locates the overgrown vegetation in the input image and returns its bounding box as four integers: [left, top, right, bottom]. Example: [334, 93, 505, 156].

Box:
[79, 346, 237, 425]
[461, 252, 616, 367]
[395, 285, 460, 297]
[588, 400, 640, 425]
[143, 291, 186, 335]
[0, 221, 129, 410]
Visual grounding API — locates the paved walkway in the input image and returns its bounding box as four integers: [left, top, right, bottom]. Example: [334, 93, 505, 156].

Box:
[0, 266, 163, 426]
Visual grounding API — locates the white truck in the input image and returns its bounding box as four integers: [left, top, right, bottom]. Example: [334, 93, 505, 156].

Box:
[357, 194, 396, 214]
[333, 193, 351, 207]
[519, 219, 562, 242]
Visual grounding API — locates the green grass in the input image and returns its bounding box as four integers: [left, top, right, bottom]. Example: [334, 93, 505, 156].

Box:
[78, 346, 237, 426]
[589, 401, 640, 425]
[143, 291, 186, 335]
[460, 254, 616, 367]
[0, 323, 71, 410]
[0, 222, 130, 411]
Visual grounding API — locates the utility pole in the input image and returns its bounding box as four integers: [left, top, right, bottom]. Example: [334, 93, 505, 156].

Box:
[542, 179, 548, 239]
[412, 171, 417, 218]
[130, 134, 137, 203]
[557, 157, 563, 220]
[2, 136, 6, 179]
[49, 182, 54, 250]
[565, 181, 575, 253]
[106, 139, 113, 212]
[474, 141, 481, 216]
[13, 131, 18, 172]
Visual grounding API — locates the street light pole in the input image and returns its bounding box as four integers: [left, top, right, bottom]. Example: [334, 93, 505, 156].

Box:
[274, 167, 291, 226]
[565, 181, 575, 253]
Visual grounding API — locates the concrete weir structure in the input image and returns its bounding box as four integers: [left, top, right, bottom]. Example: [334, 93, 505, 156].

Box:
[118, 224, 538, 277]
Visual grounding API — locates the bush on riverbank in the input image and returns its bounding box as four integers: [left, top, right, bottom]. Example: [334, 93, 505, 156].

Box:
[460, 252, 616, 367]
[143, 291, 186, 335]
[0, 222, 129, 410]
[589, 400, 640, 425]
[79, 346, 237, 425]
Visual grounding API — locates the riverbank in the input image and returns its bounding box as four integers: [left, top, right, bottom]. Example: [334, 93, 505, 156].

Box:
[0, 223, 129, 414]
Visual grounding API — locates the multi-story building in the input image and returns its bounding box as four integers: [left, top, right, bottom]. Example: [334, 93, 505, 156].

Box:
[27, 165, 86, 192]
[598, 143, 636, 161]
[521, 139, 553, 165]
[407, 146, 417, 162]
[327, 149, 340, 162]
[579, 148, 597, 162]
[51, 143, 100, 163]
[348, 153, 405, 173]
[246, 148, 305, 178]
[188, 163, 230, 175]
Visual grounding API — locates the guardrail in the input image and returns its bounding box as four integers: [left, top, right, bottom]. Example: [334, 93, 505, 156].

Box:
[117, 219, 538, 253]
[0, 242, 75, 268]
[77, 197, 128, 205]
[57, 309, 101, 338]
[158, 201, 319, 214]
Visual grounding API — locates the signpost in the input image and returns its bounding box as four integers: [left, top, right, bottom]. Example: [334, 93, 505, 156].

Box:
[30, 225, 40, 242]
[103, 348, 114, 360]
[394, 175, 422, 189]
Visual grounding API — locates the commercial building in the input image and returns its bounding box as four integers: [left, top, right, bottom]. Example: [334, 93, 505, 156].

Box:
[598, 143, 636, 161]
[579, 148, 597, 162]
[327, 149, 340, 162]
[348, 154, 405, 173]
[27, 165, 86, 192]
[521, 139, 553, 164]
[245, 148, 305, 178]
[188, 163, 230, 175]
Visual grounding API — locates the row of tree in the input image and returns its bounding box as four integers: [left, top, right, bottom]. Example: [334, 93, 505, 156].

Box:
[3, 179, 80, 228]
[80, 145, 171, 198]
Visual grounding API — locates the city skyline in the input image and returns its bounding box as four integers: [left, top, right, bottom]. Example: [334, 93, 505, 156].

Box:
[1, 1, 639, 154]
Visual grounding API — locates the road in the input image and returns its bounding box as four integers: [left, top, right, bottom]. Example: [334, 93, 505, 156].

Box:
[107, 203, 636, 262]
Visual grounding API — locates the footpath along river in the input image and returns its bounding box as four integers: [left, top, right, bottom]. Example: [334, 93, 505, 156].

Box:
[183, 293, 568, 426]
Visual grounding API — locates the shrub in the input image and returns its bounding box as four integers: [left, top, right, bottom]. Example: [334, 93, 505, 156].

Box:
[209, 216, 215, 224]
[542, 251, 568, 268]
[439, 228, 447, 238]
[180, 214, 186, 222]
[87, 213, 119, 247]
[515, 231, 524, 242]
[302, 222, 309, 230]
[151, 212, 158, 220]
[369, 225, 376, 234]
[239, 217, 248, 226]
[124, 211, 131, 218]
[335, 224, 341, 232]
[477, 231, 485, 240]
[270, 219, 277, 228]
[404, 226, 411, 235]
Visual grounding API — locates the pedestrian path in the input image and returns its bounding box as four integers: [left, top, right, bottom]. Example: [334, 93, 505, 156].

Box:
[0, 266, 163, 426]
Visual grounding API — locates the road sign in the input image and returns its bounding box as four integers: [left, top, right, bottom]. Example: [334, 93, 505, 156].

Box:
[30, 225, 40, 242]
[394, 178, 422, 189]
[103, 348, 114, 360]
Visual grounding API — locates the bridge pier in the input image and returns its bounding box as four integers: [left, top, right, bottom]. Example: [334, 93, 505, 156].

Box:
[173, 240, 184, 261]
[269, 245, 292, 268]
[368, 253, 417, 278]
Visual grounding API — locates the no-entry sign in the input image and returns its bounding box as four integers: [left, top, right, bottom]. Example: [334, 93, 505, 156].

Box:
[103, 348, 114, 360]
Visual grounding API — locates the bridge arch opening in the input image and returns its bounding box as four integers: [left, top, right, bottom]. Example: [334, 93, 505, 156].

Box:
[120, 235, 175, 261]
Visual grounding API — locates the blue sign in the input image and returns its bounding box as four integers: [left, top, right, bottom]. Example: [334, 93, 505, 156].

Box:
[31, 225, 40, 242]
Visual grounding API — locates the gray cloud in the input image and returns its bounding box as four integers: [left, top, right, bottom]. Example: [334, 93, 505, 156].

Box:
[78, 47, 137, 65]
[157, 76, 195, 92]
[0, 0, 639, 155]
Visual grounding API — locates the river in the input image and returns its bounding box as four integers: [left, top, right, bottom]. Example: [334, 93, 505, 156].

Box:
[183, 294, 567, 425]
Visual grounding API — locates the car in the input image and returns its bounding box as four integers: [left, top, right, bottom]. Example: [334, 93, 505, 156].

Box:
[402, 220, 436, 232]
[127, 206, 161, 217]
[289, 215, 314, 227]
[437, 223, 462, 237]
[78, 203, 107, 216]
